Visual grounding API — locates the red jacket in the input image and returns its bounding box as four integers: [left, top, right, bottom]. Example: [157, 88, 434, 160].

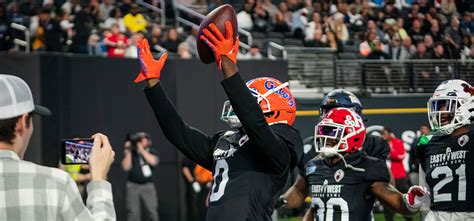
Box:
[106, 33, 128, 57]
[388, 136, 407, 179]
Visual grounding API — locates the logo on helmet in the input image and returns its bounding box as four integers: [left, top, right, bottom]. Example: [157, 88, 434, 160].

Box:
[263, 80, 295, 107]
[447, 92, 457, 97]
[344, 115, 356, 126]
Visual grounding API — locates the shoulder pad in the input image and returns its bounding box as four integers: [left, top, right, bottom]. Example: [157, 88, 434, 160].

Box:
[303, 136, 315, 145]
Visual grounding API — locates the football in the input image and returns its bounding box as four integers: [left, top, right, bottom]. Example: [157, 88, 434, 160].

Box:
[197, 4, 238, 64]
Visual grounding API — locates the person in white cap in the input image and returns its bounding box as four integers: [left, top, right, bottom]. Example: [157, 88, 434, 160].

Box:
[0, 74, 116, 221]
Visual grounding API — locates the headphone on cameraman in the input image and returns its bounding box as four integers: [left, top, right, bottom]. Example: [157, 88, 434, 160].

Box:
[127, 132, 153, 147]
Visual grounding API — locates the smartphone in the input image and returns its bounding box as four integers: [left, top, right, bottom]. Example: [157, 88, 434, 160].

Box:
[61, 138, 94, 164]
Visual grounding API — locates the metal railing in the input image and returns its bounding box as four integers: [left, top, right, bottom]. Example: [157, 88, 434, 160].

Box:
[331, 59, 465, 94]
[153, 44, 168, 53]
[267, 42, 287, 59]
[286, 47, 337, 92]
[174, 4, 251, 50]
[136, 0, 166, 27]
[10, 23, 30, 53]
[277, 45, 473, 94]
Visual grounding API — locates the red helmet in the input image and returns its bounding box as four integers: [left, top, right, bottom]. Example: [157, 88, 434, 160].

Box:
[314, 107, 366, 157]
[246, 77, 296, 126]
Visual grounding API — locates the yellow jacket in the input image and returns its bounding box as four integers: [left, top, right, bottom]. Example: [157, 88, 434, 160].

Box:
[123, 13, 147, 33]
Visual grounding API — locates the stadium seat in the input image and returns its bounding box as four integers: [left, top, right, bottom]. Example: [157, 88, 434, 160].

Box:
[252, 32, 266, 40]
[283, 39, 303, 47]
[338, 52, 358, 60]
[267, 32, 284, 39]
[283, 32, 294, 38]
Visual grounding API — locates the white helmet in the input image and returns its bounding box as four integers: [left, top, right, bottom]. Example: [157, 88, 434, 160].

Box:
[221, 100, 242, 129]
[428, 79, 474, 135]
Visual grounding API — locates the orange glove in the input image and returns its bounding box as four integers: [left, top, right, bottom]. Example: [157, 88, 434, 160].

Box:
[134, 36, 168, 83]
[200, 21, 239, 69]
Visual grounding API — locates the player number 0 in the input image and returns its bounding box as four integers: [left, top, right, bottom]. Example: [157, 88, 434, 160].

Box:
[312, 198, 349, 221]
[209, 159, 229, 202]
[431, 164, 466, 202]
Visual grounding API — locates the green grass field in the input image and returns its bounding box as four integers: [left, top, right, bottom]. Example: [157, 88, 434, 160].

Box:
[278, 213, 420, 221]
[65, 155, 74, 163]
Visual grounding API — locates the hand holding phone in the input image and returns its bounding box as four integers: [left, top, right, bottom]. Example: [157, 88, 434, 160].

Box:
[89, 133, 115, 181]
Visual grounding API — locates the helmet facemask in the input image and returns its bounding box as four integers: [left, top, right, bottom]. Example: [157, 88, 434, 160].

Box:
[428, 96, 471, 135]
[221, 100, 242, 129]
[314, 108, 366, 172]
[314, 122, 352, 158]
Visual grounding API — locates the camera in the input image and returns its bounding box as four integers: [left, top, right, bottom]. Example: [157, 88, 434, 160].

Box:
[127, 132, 152, 149]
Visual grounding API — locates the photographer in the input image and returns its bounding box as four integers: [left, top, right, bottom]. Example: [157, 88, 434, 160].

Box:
[121, 132, 159, 221]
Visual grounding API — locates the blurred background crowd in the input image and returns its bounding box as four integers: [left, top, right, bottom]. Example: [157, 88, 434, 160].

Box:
[1, 0, 474, 60]
[233, 0, 474, 60]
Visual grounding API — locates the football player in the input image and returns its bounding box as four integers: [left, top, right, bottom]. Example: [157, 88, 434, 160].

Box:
[304, 107, 429, 221]
[133, 21, 303, 221]
[416, 79, 474, 220]
[276, 89, 391, 209]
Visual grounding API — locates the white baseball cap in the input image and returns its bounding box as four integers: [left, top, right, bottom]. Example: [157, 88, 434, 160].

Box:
[0, 74, 51, 120]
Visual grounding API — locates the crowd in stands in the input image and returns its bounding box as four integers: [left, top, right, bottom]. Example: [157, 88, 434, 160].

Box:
[0, 0, 197, 58]
[2, 0, 474, 60]
[229, 0, 474, 60]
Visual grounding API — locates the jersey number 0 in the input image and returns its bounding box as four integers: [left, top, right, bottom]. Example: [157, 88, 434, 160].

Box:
[312, 198, 349, 221]
[210, 159, 229, 202]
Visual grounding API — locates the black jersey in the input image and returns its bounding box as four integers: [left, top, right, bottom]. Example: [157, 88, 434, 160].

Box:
[415, 125, 474, 212]
[304, 151, 390, 221]
[298, 134, 390, 176]
[144, 73, 303, 221]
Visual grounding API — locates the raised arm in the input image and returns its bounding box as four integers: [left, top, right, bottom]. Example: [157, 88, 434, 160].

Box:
[200, 21, 296, 174]
[135, 37, 214, 170]
[221, 68, 292, 174]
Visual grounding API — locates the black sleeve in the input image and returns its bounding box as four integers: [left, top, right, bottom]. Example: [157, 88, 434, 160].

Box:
[414, 143, 426, 171]
[409, 139, 420, 172]
[363, 135, 390, 160]
[144, 83, 214, 170]
[271, 124, 303, 168]
[298, 136, 316, 176]
[181, 157, 196, 170]
[364, 157, 391, 183]
[221, 73, 296, 175]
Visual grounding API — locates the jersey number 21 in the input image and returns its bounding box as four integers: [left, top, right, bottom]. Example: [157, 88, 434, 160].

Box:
[431, 164, 466, 202]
